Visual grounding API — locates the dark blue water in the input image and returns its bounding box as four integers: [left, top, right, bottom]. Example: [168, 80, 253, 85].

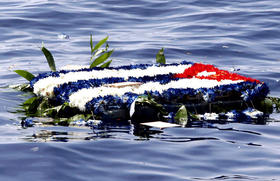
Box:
[1, 0, 280, 180]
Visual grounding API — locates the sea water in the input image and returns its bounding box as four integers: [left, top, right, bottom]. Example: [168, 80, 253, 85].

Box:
[0, 1, 280, 180]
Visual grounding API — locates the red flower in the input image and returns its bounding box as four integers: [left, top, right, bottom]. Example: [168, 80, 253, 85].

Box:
[174, 63, 260, 83]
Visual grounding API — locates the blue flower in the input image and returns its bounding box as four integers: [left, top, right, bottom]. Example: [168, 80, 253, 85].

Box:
[22, 118, 34, 127]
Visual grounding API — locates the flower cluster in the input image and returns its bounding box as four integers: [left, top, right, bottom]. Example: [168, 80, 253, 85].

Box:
[241, 83, 269, 101]
[29, 61, 269, 117]
[30, 61, 192, 88]
[54, 74, 176, 104]
[68, 77, 248, 111]
[31, 61, 192, 97]
[84, 81, 269, 115]
[174, 63, 261, 83]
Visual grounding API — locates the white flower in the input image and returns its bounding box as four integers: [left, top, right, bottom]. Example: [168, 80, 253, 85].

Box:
[33, 64, 191, 97]
[69, 78, 243, 111]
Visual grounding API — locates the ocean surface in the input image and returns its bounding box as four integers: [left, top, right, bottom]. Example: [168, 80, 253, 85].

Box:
[0, 0, 280, 180]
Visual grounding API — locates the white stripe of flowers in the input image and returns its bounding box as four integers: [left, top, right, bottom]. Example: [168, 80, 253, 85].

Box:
[69, 78, 244, 111]
[33, 64, 192, 97]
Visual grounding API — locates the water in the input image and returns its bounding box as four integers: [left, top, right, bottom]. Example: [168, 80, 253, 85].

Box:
[0, 0, 280, 180]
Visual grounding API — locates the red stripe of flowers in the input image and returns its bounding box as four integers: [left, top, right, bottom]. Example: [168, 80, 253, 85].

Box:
[174, 63, 260, 83]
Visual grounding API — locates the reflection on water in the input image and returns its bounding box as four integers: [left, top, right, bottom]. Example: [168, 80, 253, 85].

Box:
[19, 117, 273, 145]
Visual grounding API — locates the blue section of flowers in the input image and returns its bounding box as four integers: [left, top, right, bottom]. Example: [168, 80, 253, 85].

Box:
[85, 81, 269, 116]
[54, 77, 125, 103]
[86, 93, 139, 115]
[21, 118, 34, 127]
[241, 83, 269, 101]
[53, 74, 177, 103]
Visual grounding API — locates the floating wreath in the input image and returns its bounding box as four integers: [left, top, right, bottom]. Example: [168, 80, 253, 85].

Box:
[12, 35, 279, 128]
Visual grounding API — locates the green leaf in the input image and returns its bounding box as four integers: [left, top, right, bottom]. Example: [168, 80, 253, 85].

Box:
[261, 97, 276, 113]
[91, 36, 108, 55]
[91, 49, 104, 59]
[261, 98, 273, 113]
[105, 43, 109, 51]
[14, 70, 35, 81]
[23, 97, 38, 106]
[37, 98, 52, 115]
[90, 50, 114, 68]
[156, 48, 166, 64]
[174, 105, 188, 126]
[136, 95, 167, 116]
[90, 34, 93, 54]
[22, 97, 42, 114]
[41, 46, 56, 72]
[100, 60, 112, 68]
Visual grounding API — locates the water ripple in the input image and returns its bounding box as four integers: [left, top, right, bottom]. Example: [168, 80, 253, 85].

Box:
[1, 0, 280, 180]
